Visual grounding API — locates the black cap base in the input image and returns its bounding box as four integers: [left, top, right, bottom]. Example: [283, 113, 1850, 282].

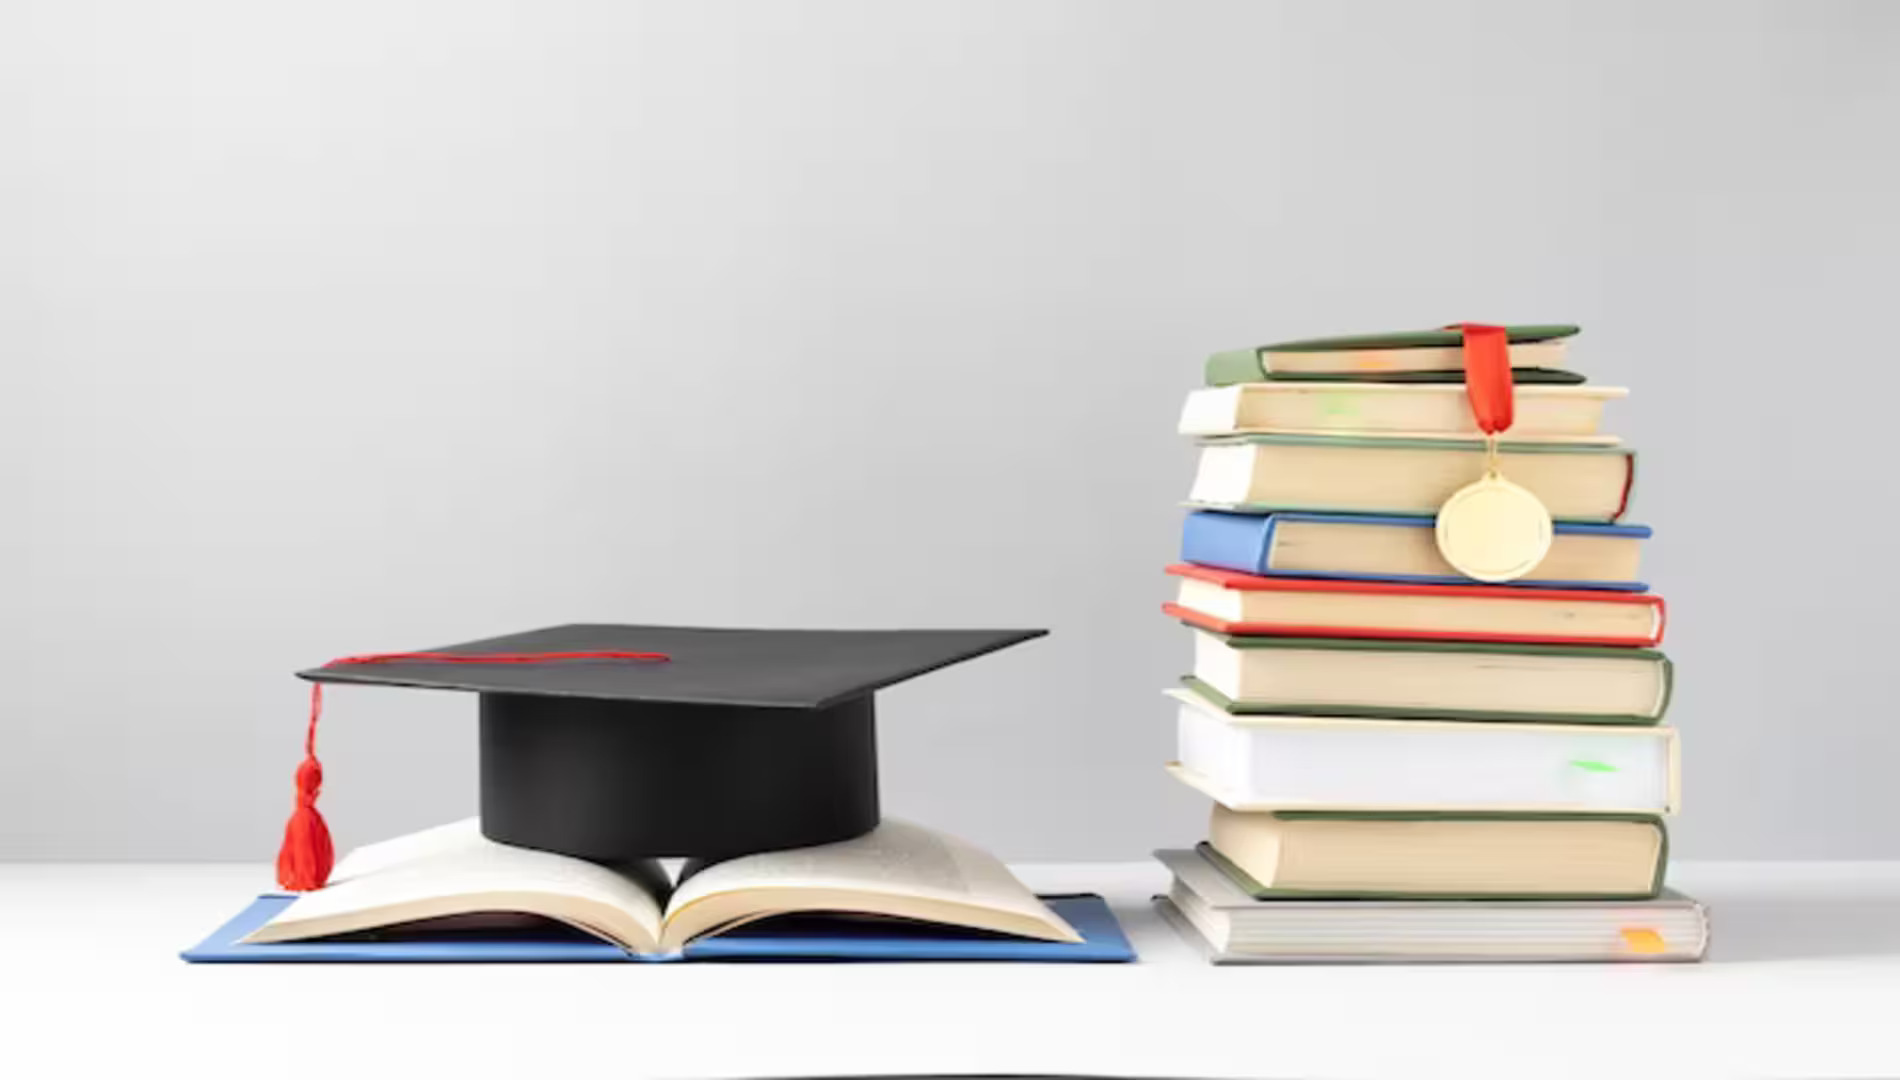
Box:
[478, 692, 880, 862]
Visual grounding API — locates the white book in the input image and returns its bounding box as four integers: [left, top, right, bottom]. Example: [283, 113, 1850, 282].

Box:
[1155, 848, 1708, 963]
[1167, 688, 1680, 814]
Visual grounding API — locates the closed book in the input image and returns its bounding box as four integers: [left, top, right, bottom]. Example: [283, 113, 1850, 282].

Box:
[1207, 325, 1580, 385]
[1201, 807, 1667, 899]
[1164, 565, 1665, 647]
[1166, 688, 1679, 814]
[1177, 382, 1624, 441]
[1187, 435, 1635, 522]
[1180, 510, 1649, 591]
[1184, 629, 1673, 724]
[1212, 368, 1587, 386]
[1154, 848, 1708, 964]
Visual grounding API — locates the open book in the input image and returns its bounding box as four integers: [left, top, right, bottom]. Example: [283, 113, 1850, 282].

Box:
[241, 818, 1082, 956]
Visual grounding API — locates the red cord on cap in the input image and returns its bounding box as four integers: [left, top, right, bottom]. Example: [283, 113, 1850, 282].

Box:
[1451, 323, 1514, 434]
[275, 649, 670, 892]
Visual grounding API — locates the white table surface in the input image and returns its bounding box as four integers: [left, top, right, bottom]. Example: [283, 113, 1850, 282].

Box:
[3, 860, 1899, 1079]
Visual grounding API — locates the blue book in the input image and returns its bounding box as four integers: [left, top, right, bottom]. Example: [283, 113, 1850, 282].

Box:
[182, 893, 1134, 964]
[1181, 510, 1651, 591]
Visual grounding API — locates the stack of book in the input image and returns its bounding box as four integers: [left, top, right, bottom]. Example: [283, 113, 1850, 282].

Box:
[1155, 326, 1708, 963]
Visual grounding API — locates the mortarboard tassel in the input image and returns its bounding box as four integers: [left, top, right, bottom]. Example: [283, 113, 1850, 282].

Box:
[275, 649, 670, 891]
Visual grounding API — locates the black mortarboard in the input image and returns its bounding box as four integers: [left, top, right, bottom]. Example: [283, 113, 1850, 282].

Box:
[275, 623, 1043, 889]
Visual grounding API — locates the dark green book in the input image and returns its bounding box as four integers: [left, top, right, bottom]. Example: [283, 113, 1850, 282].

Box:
[1182, 631, 1673, 725]
[1239, 368, 1587, 385]
[1207, 324, 1581, 386]
[1197, 809, 1668, 901]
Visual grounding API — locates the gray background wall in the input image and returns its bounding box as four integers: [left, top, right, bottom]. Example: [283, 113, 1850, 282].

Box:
[4, 0, 1897, 862]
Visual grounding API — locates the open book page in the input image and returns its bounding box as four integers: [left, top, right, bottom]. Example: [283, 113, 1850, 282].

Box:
[659, 818, 1081, 950]
[243, 820, 668, 953]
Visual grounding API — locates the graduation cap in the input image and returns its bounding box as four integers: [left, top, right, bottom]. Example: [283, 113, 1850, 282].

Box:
[276, 623, 1045, 890]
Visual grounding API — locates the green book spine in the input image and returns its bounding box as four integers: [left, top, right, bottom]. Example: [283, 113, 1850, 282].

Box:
[1204, 348, 1268, 386]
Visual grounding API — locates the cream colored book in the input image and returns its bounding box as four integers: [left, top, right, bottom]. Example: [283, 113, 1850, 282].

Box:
[243, 818, 1080, 954]
[1203, 804, 1667, 898]
[1185, 628, 1672, 723]
[1186, 435, 1634, 521]
[1177, 383, 1624, 441]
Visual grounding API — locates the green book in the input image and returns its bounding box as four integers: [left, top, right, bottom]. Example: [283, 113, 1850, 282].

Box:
[1207, 324, 1582, 386]
[1196, 807, 1669, 901]
[1235, 368, 1587, 385]
[1181, 631, 1673, 725]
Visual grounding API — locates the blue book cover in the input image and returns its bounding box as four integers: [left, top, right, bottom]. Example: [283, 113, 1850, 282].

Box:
[181, 894, 1136, 964]
[1181, 510, 1651, 591]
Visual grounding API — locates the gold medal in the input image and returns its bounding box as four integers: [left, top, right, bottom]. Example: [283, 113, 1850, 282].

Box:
[1436, 433, 1553, 583]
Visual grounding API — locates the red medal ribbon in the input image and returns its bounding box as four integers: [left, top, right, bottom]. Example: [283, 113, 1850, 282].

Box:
[276, 649, 670, 891]
[1451, 322, 1514, 434]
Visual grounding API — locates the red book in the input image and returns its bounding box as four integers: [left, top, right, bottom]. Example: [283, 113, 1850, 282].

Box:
[1164, 563, 1665, 647]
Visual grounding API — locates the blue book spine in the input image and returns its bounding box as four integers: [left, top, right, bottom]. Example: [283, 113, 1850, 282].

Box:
[1180, 510, 1276, 574]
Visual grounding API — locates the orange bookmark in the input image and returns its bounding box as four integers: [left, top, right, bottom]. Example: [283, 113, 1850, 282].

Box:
[1621, 927, 1667, 954]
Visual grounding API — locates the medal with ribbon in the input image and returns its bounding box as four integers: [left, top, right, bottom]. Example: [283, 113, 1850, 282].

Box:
[1433, 323, 1554, 582]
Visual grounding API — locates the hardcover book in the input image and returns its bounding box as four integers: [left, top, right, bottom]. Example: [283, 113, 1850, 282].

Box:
[1200, 806, 1667, 899]
[1180, 510, 1649, 590]
[1154, 848, 1707, 964]
[1206, 325, 1580, 385]
[1184, 628, 1673, 724]
[1186, 435, 1635, 522]
[1178, 382, 1624, 441]
[1166, 688, 1680, 814]
[1165, 563, 1665, 647]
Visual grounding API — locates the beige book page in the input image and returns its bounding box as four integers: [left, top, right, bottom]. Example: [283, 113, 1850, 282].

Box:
[660, 818, 1079, 949]
[244, 819, 667, 952]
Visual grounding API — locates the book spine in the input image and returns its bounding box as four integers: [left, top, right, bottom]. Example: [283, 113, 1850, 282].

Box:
[1181, 511, 1274, 574]
[1204, 348, 1267, 386]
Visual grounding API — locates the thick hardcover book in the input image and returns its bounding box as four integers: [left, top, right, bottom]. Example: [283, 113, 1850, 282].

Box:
[1177, 382, 1624, 441]
[1183, 630, 1674, 725]
[1154, 848, 1707, 964]
[183, 894, 1135, 963]
[1186, 435, 1636, 522]
[1167, 688, 1680, 814]
[1164, 564, 1665, 647]
[1196, 807, 1669, 901]
[1180, 510, 1650, 591]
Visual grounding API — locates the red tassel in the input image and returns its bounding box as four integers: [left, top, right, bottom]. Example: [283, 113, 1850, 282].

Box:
[276, 684, 335, 891]
[272, 649, 669, 891]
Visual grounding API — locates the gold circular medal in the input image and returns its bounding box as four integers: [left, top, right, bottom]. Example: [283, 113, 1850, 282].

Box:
[1435, 474, 1553, 583]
